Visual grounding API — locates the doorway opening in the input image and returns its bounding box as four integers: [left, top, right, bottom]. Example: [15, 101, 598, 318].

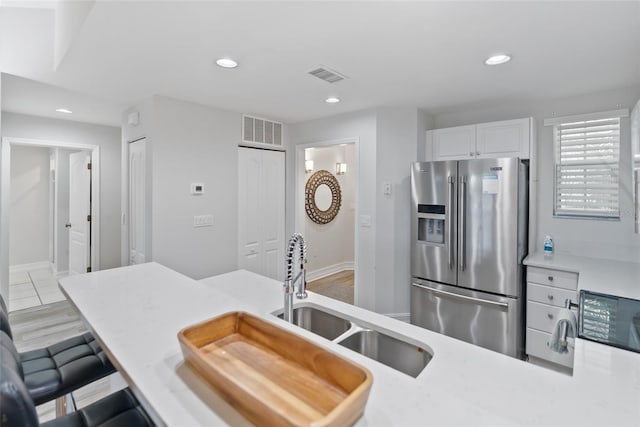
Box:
[1, 137, 101, 312]
[295, 138, 358, 305]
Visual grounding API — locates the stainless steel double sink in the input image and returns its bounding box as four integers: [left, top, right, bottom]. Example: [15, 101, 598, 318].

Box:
[275, 304, 432, 378]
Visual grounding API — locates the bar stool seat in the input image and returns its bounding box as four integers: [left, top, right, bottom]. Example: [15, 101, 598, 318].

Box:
[0, 295, 115, 406]
[43, 388, 153, 427]
[20, 332, 115, 406]
[0, 355, 152, 427]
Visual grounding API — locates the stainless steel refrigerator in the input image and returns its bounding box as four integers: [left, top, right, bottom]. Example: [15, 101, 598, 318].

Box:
[410, 158, 528, 358]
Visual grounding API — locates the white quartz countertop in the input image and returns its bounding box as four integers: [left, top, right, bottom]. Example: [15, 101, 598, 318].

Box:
[524, 252, 640, 300]
[60, 262, 640, 426]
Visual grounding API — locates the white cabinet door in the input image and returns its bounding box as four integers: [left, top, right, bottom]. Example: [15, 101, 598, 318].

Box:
[238, 148, 263, 274]
[476, 118, 530, 159]
[260, 150, 285, 281]
[238, 147, 285, 280]
[68, 151, 91, 275]
[432, 125, 476, 160]
[128, 138, 146, 265]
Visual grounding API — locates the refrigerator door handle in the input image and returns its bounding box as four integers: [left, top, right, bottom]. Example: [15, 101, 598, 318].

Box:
[412, 282, 508, 310]
[448, 175, 455, 269]
[459, 175, 467, 271]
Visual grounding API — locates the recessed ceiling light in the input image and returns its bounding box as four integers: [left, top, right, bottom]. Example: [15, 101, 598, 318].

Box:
[55, 108, 73, 114]
[216, 58, 238, 68]
[325, 97, 340, 104]
[484, 54, 511, 65]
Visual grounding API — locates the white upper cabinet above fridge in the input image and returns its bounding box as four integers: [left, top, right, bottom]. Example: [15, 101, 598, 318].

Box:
[426, 117, 532, 161]
[429, 124, 476, 160]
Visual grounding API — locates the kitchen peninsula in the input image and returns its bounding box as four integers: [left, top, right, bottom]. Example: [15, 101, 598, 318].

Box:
[60, 262, 640, 426]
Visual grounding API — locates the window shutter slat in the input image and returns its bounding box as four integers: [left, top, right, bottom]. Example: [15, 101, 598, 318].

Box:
[554, 116, 621, 218]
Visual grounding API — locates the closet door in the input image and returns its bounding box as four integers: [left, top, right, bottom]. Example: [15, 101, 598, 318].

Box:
[128, 138, 146, 265]
[238, 147, 285, 280]
[260, 150, 285, 280]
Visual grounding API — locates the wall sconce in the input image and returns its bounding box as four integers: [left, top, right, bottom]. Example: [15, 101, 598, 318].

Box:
[305, 160, 314, 173]
[336, 162, 347, 175]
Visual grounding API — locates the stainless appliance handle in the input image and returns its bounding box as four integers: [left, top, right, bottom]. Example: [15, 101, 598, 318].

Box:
[412, 282, 508, 309]
[448, 175, 455, 270]
[459, 175, 467, 271]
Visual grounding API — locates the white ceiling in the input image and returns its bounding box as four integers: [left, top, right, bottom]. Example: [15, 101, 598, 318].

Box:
[1, 1, 639, 126]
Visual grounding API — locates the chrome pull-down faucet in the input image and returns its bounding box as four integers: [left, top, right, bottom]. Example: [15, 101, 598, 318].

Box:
[283, 233, 308, 323]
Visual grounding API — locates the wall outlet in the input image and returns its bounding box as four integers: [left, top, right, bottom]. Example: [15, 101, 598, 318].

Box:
[193, 214, 214, 227]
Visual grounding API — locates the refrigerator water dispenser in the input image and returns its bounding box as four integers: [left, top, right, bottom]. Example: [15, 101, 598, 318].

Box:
[417, 204, 446, 244]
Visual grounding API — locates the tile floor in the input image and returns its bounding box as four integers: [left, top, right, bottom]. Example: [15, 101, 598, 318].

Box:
[8, 267, 67, 312]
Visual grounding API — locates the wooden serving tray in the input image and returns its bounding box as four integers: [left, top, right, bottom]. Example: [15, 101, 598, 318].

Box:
[178, 311, 373, 427]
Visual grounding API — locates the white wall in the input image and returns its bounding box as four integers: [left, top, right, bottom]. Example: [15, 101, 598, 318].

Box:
[288, 109, 377, 310]
[1, 112, 122, 270]
[303, 144, 355, 277]
[9, 145, 50, 265]
[375, 108, 420, 316]
[289, 108, 422, 316]
[433, 85, 640, 262]
[122, 96, 240, 279]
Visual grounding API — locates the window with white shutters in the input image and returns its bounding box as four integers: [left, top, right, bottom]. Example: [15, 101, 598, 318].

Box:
[554, 116, 621, 218]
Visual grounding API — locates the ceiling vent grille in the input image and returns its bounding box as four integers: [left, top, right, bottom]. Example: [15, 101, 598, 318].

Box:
[243, 115, 283, 146]
[308, 66, 347, 84]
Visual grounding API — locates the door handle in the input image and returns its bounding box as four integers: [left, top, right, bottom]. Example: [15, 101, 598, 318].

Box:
[459, 175, 467, 271]
[447, 175, 455, 270]
[412, 282, 508, 310]
[65, 223, 72, 228]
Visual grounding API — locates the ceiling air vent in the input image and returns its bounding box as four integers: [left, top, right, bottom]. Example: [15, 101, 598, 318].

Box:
[308, 66, 347, 84]
[243, 115, 283, 146]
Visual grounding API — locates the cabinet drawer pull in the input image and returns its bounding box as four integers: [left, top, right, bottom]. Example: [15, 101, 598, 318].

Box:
[547, 313, 554, 319]
[547, 294, 554, 300]
[469, 152, 474, 157]
[476, 151, 481, 156]
[547, 276, 554, 282]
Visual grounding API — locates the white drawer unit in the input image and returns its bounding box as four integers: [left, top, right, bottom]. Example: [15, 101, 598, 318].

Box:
[526, 328, 575, 368]
[527, 282, 577, 308]
[526, 265, 579, 370]
[527, 266, 578, 290]
[527, 301, 567, 334]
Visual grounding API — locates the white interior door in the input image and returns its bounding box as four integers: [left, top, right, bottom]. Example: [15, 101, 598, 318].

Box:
[68, 151, 91, 275]
[238, 147, 263, 273]
[129, 138, 146, 265]
[238, 147, 285, 280]
[260, 150, 285, 280]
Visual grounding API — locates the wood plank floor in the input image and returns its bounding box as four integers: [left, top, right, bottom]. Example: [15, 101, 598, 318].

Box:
[9, 301, 115, 423]
[307, 270, 354, 304]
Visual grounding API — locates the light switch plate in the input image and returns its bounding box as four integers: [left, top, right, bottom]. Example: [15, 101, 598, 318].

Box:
[383, 182, 392, 195]
[359, 215, 372, 228]
[194, 214, 214, 227]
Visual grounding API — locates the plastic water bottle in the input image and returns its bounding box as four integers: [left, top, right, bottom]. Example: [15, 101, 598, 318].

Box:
[543, 235, 554, 257]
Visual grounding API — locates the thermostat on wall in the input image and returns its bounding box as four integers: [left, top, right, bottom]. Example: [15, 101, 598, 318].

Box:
[191, 183, 204, 195]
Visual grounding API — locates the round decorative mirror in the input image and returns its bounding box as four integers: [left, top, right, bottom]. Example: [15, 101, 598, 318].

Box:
[305, 170, 342, 224]
[314, 184, 332, 211]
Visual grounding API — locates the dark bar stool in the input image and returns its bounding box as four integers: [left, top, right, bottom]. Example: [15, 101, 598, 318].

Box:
[0, 355, 153, 427]
[0, 295, 116, 415]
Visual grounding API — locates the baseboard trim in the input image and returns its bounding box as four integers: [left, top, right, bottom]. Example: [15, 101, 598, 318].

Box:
[307, 262, 354, 282]
[9, 261, 51, 274]
[384, 312, 410, 323]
